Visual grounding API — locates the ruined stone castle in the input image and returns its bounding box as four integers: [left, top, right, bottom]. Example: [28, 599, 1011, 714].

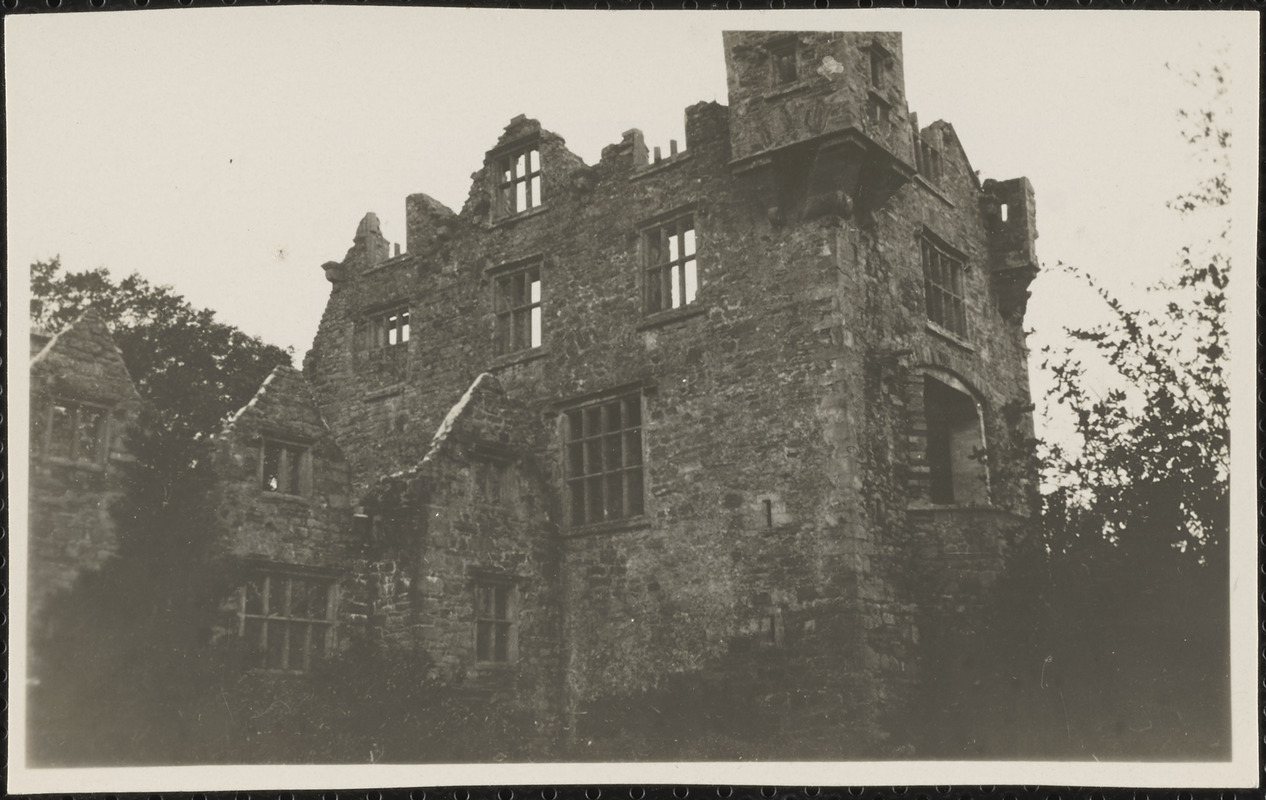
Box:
[29, 31, 1039, 759]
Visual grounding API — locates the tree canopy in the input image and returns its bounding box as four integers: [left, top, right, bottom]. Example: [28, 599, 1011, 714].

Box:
[1038, 61, 1231, 568]
[31, 258, 293, 442]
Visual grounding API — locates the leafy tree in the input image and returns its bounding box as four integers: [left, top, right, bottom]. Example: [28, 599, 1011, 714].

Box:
[31, 258, 292, 445]
[1039, 60, 1230, 569]
[1025, 58, 1233, 759]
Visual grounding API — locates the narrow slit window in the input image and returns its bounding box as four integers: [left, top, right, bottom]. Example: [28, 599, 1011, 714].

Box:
[763, 499, 774, 529]
[867, 94, 892, 130]
[870, 46, 887, 89]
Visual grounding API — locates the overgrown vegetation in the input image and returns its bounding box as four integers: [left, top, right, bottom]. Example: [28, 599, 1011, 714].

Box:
[1033, 60, 1232, 759]
[28, 264, 291, 764]
[921, 60, 1234, 760]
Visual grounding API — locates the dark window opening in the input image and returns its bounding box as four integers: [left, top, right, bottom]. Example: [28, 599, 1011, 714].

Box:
[496, 146, 542, 217]
[241, 572, 337, 672]
[43, 401, 107, 464]
[366, 307, 410, 349]
[924, 377, 988, 506]
[644, 215, 698, 314]
[921, 237, 968, 339]
[494, 264, 542, 353]
[478, 460, 508, 505]
[475, 582, 516, 663]
[262, 439, 309, 496]
[867, 94, 892, 130]
[771, 41, 798, 85]
[914, 135, 943, 183]
[565, 393, 644, 526]
[869, 46, 888, 88]
[763, 499, 774, 528]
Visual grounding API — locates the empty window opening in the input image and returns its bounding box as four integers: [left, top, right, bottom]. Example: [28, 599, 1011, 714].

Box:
[475, 581, 516, 663]
[923, 377, 989, 506]
[763, 499, 774, 528]
[915, 138, 942, 183]
[366, 307, 410, 349]
[869, 46, 888, 88]
[867, 95, 892, 130]
[921, 237, 968, 339]
[262, 439, 309, 496]
[771, 41, 798, 85]
[497, 146, 542, 216]
[478, 460, 508, 505]
[644, 215, 698, 314]
[1000, 203, 1009, 222]
[564, 393, 645, 526]
[43, 401, 107, 464]
[494, 263, 543, 353]
[240, 572, 337, 672]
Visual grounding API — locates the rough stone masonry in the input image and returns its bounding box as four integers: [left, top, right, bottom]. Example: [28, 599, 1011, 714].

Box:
[31, 29, 1040, 759]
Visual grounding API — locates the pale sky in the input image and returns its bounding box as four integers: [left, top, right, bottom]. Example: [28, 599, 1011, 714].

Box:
[5, 9, 1261, 792]
[6, 9, 1255, 368]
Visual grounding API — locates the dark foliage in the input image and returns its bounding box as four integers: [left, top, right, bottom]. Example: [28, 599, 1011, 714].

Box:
[31, 258, 292, 445]
[28, 262, 290, 764]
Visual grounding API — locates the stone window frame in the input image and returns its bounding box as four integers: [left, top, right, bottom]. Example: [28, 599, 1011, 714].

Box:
[868, 41, 892, 90]
[767, 35, 800, 86]
[238, 562, 340, 673]
[906, 367, 992, 508]
[40, 398, 111, 467]
[489, 256, 544, 355]
[920, 229, 971, 342]
[470, 570, 520, 666]
[639, 205, 700, 317]
[471, 440, 517, 508]
[866, 90, 893, 132]
[361, 303, 411, 351]
[560, 388, 647, 530]
[914, 129, 944, 185]
[259, 434, 313, 498]
[488, 137, 543, 220]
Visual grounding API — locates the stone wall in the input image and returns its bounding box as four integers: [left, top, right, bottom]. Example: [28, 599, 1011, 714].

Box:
[303, 29, 1039, 757]
[357, 373, 563, 757]
[28, 310, 142, 627]
[212, 364, 356, 570]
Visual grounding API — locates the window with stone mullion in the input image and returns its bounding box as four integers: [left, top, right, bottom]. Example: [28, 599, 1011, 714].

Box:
[497, 146, 542, 216]
[495, 265, 542, 353]
[241, 574, 335, 672]
[565, 395, 644, 526]
[475, 583, 514, 663]
[922, 239, 967, 338]
[645, 216, 697, 314]
[46, 401, 107, 463]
